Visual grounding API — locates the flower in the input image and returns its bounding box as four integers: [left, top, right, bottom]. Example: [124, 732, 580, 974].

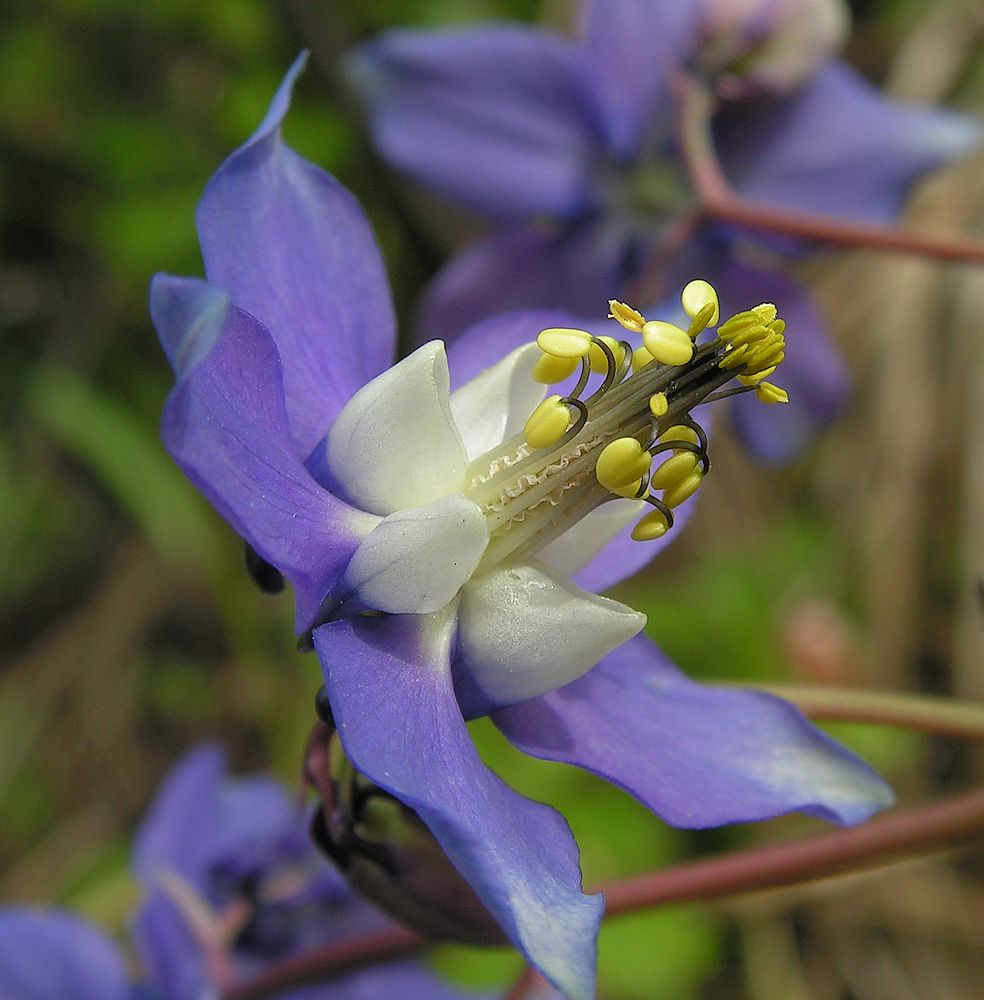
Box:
[0, 747, 478, 1000]
[348, 0, 979, 460]
[152, 57, 894, 1000]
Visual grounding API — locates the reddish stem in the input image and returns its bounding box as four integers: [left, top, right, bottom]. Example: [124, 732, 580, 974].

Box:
[503, 965, 545, 1000]
[224, 787, 984, 1000]
[604, 786, 984, 916]
[675, 71, 984, 265]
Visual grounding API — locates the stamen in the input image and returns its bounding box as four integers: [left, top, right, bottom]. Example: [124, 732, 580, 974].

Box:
[631, 345, 655, 372]
[631, 507, 670, 541]
[537, 327, 594, 358]
[649, 392, 668, 417]
[681, 278, 720, 326]
[532, 353, 579, 384]
[755, 381, 790, 404]
[650, 451, 699, 490]
[524, 395, 572, 449]
[608, 300, 646, 332]
[662, 468, 704, 508]
[642, 320, 695, 366]
[595, 437, 653, 492]
[588, 336, 625, 374]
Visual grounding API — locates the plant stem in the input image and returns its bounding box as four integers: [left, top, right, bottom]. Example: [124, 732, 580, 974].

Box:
[603, 786, 984, 916]
[725, 683, 984, 740]
[675, 72, 984, 265]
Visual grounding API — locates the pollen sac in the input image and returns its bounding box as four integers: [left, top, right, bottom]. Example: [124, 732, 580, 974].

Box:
[631, 508, 670, 541]
[588, 335, 625, 374]
[662, 468, 703, 508]
[681, 279, 720, 327]
[755, 381, 790, 404]
[650, 451, 699, 491]
[537, 326, 593, 358]
[631, 345, 655, 372]
[649, 392, 668, 417]
[642, 320, 695, 366]
[596, 437, 652, 493]
[659, 424, 700, 447]
[306, 721, 506, 947]
[524, 394, 571, 449]
[608, 299, 646, 332]
[532, 352, 579, 384]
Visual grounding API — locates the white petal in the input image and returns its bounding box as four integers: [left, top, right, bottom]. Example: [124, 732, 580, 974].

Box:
[326, 341, 468, 515]
[450, 343, 546, 462]
[457, 560, 645, 710]
[537, 498, 644, 578]
[344, 495, 488, 614]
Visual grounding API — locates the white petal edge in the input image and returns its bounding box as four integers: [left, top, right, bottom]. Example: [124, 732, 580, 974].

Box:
[449, 342, 545, 463]
[344, 494, 489, 614]
[457, 560, 646, 709]
[325, 341, 468, 515]
[537, 498, 645, 579]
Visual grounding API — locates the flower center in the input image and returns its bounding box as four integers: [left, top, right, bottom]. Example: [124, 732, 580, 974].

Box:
[463, 280, 788, 570]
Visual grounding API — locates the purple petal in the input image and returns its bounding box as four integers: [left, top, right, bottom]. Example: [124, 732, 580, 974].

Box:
[495, 635, 895, 828]
[133, 745, 294, 890]
[197, 53, 396, 457]
[579, 0, 703, 154]
[349, 26, 605, 220]
[418, 221, 628, 344]
[314, 613, 602, 1000]
[153, 274, 372, 629]
[131, 893, 203, 1000]
[716, 60, 980, 226]
[716, 261, 849, 463]
[0, 909, 129, 1000]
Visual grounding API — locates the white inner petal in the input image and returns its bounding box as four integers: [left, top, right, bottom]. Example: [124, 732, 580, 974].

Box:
[457, 560, 645, 709]
[536, 498, 644, 579]
[325, 341, 468, 515]
[449, 343, 545, 463]
[344, 494, 489, 614]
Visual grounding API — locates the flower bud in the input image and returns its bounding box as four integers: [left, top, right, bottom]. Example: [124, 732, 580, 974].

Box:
[699, 0, 850, 99]
[304, 715, 506, 945]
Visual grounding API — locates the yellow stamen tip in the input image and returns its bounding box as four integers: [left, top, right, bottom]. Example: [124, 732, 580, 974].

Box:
[536, 327, 593, 359]
[631, 345, 654, 373]
[532, 353, 579, 385]
[649, 451, 698, 491]
[755, 381, 790, 404]
[596, 437, 652, 492]
[649, 392, 668, 417]
[736, 365, 776, 386]
[659, 424, 700, 446]
[631, 509, 669, 542]
[524, 395, 571, 449]
[588, 335, 625, 374]
[642, 320, 694, 366]
[608, 300, 646, 332]
[681, 279, 720, 327]
[661, 468, 703, 508]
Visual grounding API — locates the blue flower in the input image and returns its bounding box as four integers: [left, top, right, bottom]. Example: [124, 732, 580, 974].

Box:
[348, 0, 979, 460]
[152, 57, 894, 1000]
[0, 747, 477, 1000]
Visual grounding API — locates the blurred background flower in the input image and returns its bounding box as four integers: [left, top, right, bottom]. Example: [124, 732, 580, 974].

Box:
[1, 1, 983, 998]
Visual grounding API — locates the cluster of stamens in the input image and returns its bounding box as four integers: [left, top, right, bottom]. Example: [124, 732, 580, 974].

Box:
[520, 279, 789, 544]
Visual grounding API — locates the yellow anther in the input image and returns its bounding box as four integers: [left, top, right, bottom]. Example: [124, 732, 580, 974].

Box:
[524, 395, 571, 449]
[532, 353, 579, 385]
[719, 343, 749, 369]
[661, 468, 703, 508]
[681, 279, 720, 326]
[687, 302, 717, 339]
[737, 365, 776, 387]
[608, 300, 646, 333]
[631, 508, 670, 542]
[649, 451, 698, 491]
[659, 424, 699, 446]
[649, 392, 668, 417]
[755, 381, 790, 404]
[611, 479, 644, 499]
[596, 437, 652, 492]
[588, 336, 625, 374]
[631, 345, 654, 372]
[752, 303, 778, 324]
[642, 320, 695, 366]
[536, 327, 593, 358]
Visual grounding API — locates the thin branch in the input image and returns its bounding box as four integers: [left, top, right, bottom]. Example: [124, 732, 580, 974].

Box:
[223, 927, 422, 1000]
[225, 786, 984, 1000]
[603, 786, 984, 916]
[725, 683, 984, 740]
[675, 72, 984, 265]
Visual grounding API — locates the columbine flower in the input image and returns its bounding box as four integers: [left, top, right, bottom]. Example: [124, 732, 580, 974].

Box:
[348, 0, 979, 460]
[152, 57, 893, 1000]
[0, 748, 475, 1000]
